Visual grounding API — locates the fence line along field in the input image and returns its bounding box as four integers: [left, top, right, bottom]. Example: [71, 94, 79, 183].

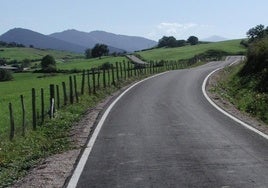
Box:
[1, 58, 188, 141]
[0, 49, 128, 136]
[0, 72, 80, 133]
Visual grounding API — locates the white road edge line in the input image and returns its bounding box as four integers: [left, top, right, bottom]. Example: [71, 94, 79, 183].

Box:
[202, 67, 268, 140]
[67, 71, 168, 188]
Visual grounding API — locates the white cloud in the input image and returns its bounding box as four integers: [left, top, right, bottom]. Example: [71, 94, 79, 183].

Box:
[157, 22, 197, 30]
[146, 22, 209, 40]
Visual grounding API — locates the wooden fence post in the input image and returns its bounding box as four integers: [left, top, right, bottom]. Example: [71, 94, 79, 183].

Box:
[20, 95, 26, 136]
[123, 62, 126, 80]
[81, 70, 85, 95]
[73, 75, 79, 103]
[9, 102, 15, 141]
[103, 69, 106, 88]
[69, 76, 74, 104]
[87, 70, 91, 94]
[119, 62, 123, 79]
[92, 69, 96, 94]
[56, 85, 60, 109]
[32, 88, 37, 130]
[107, 68, 110, 86]
[116, 62, 119, 81]
[62, 82, 67, 105]
[111, 65, 115, 86]
[40, 88, 45, 124]
[97, 68, 100, 89]
[49, 84, 55, 118]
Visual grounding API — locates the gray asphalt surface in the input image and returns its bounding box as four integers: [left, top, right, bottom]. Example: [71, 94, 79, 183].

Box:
[126, 55, 148, 65]
[76, 57, 268, 188]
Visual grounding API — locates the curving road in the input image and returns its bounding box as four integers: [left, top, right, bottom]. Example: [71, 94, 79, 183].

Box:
[70, 56, 268, 188]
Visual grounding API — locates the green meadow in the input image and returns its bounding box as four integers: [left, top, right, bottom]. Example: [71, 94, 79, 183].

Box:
[57, 56, 128, 70]
[136, 39, 246, 61]
[0, 47, 82, 62]
[0, 73, 78, 133]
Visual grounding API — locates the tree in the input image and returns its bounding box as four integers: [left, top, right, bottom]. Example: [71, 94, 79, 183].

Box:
[85, 48, 92, 59]
[21, 59, 31, 68]
[158, 36, 168, 47]
[158, 36, 177, 47]
[176, 40, 186, 47]
[240, 36, 268, 75]
[41, 55, 56, 72]
[158, 36, 187, 48]
[187, 36, 199, 45]
[167, 36, 177, 47]
[0, 68, 13, 81]
[91, 44, 109, 58]
[246, 24, 268, 42]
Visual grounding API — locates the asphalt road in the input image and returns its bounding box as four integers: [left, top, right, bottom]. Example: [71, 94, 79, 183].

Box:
[74, 57, 268, 188]
[126, 55, 148, 65]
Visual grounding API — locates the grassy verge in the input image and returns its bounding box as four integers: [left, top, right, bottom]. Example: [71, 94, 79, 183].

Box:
[210, 63, 268, 124]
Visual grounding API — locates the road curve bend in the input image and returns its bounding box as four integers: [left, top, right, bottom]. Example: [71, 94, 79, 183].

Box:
[69, 56, 268, 188]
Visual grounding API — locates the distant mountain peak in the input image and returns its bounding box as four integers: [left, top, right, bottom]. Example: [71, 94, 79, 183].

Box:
[0, 27, 157, 53]
[50, 29, 157, 52]
[0, 28, 86, 53]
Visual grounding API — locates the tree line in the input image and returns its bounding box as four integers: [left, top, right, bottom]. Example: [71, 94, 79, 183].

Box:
[0, 41, 25, 48]
[157, 35, 199, 48]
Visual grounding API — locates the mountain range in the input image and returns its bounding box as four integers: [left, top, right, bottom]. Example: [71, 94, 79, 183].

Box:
[0, 28, 157, 53]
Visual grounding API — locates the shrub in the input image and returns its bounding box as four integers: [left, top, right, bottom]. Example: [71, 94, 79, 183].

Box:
[0, 68, 13, 81]
[41, 55, 56, 72]
[101, 62, 112, 70]
[240, 37, 268, 76]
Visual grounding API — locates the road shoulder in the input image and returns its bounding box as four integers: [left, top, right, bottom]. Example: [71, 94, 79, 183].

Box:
[206, 68, 268, 135]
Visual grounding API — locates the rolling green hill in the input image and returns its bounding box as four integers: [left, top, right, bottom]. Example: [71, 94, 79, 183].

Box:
[57, 56, 128, 70]
[0, 47, 83, 62]
[136, 39, 246, 61]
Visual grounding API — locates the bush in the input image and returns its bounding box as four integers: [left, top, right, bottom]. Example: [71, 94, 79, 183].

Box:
[41, 55, 56, 72]
[240, 37, 268, 75]
[101, 62, 112, 70]
[0, 68, 13, 81]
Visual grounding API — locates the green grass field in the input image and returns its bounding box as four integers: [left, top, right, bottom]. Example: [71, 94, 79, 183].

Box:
[0, 72, 78, 133]
[0, 60, 135, 135]
[57, 56, 128, 70]
[0, 47, 83, 62]
[136, 39, 246, 61]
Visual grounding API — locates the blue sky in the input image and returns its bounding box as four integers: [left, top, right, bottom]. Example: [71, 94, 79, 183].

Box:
[1, 0, 268, 40]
